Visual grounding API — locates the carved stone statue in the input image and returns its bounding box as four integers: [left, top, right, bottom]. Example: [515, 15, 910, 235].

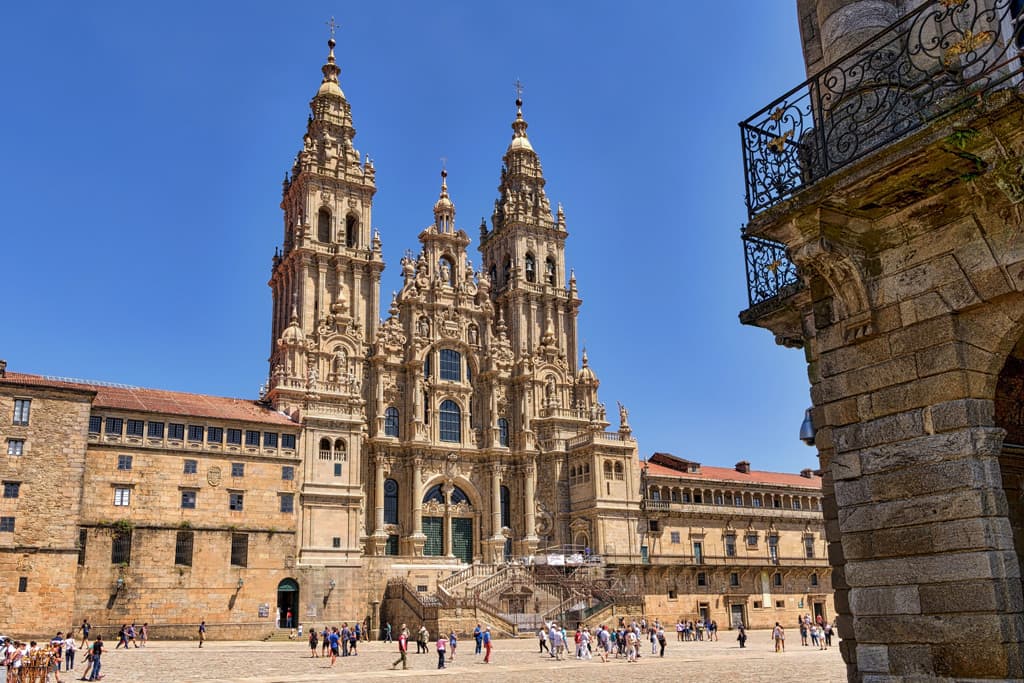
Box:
[306, 365, 319, 390]
[618, 401, 630, 429]
[332, 347, 347, 377]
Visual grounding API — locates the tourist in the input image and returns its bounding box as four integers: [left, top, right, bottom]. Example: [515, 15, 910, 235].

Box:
[482, 627, 492, 663]
[198, 620, 206, 648]
[49, 641, 64, 683]
[391, 625, 409, 670]
[800, 618, 808, 645]
[349, 623, 359, 656]
[709, 620, 718, 641]
[676, 620, 683, 641]
[64, 632, 77, 671]
[537, 625, 547, 653]
[549, 624, 564, 660]
[128, 623, 138, 648]
[354, 621, 362, 646]
[810, 624, 820, 648]
[580, 627, 592, 660]
[87, 635, 104, 681]
[435, 632, 447, 669]
[328, 627, 340, 666]
[285, 608, 293, 629]
[115, 624, 128, 649]
[139, 623, 148, 647]
[79, 620, 91, 649]
[308, 628, 318, 657]
[384, 622, 392, 643]
[7, 641, 24, 681]
[650, 625, 658, 654]
[737, 625, 747, 648]
[473, 623, 482, 655]
[340, 623, 350, 657]
[824, 621, 834, 648]
[417, 625, 428, 654]
[657, 624, 667, 657]
[626, 627, 638, 662]
[772, 622, 785, 652]
[448, 629, 457, 661]
[320, 626, 330, 657]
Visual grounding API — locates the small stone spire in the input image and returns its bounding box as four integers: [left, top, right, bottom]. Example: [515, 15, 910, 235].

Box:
[509, 92, 533, 152]
[433, 167, 455, 232]
[317, 32, 345, 99]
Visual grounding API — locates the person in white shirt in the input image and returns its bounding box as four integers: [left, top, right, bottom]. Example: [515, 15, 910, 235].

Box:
[63, 634, 77, 671]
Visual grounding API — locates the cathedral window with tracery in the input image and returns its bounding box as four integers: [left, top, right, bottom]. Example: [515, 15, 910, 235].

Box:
[439, 399, 461, 443]
[384, 478, 399, 524]
[318, 208, 332, 243]
[440, 349, 462, 381]
[384, 407, 399, 437]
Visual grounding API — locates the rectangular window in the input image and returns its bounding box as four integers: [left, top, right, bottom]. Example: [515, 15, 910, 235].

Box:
[17, 577, 27, 592]
[231, 462, 244, 477]
[804, 537, 815, 558]
[78, 528, 87, 566]
[111, 530, 132, 564]
[105, 417, 123, 435]
[332, 536, 341, 548]
[714, 495, 724, 505]
[734, 495, 743, 506]
[775, 600, 785, 608]
[208, 427, 224, 443]
[696, 571, 707, 586]
[126, 419, 145, 437]
[334, 463, 342, 477]
[168, 423, 185, 440]
[7, 439, 24, 456]
[439, 349, 462, 381]
[773, 572, 782, 587]
[769, 535, 779, 561]
[147, 421, 165, 438]
[181, 490, 197, 509]
[183, 459, 197, 474]
[667, 589, 677, 599]
[746, 533, 758, 547]
[810, 573, 819, 586]
[229, 492, 244, 511]
[230, 533, 248, 567]
[752, 498, 762, 508]
[730, 572, 740, 587]
[245, 430, 260, 446]
[753, 600, 762, 609]
[693, 494, 702, 503]
[3, 482, 20, 498]
[669, 531, 680, 544]
[0, 516, 14, 532]
[263, 432, 278, 448]
[117, 454, 133, 470]
[188, 425, 204, 442]
[227, 428, 242, 445]
[682, 492, 690, 503]
[282, 434, 296, 449]
[725, 535, 737, 557]
[175, 530, 194, 566]
[12, 399, 31, 425]
[385, 534, 399, 556]
[648, 519, 660, 532]
[773, 497, 782, 509]
[89, 416, 102, 434]
[114, 487, 131, 506]
[280, 493, 294, 513]
[282, 466, 294, 481]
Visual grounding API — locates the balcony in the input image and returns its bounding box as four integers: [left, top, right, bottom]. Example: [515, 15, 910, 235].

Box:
[740, 0, 1023, 221]
[641, 499, 823, 522]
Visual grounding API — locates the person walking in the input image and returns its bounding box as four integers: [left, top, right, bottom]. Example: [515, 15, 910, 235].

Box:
[391, 626, 409, 670]
[448, 630, 457, 662]
[115, 625, 127, 650]
[328, 628, 340, 666]
[139, 624, 148, 648]
[772, 622, 786, 652]
[384, 622, 392, 643]
[321, 627, 330, 657]
[87, 636, 104, 681]
[198, 620, 206, 648]
[657, 625, 667, 657]
[79, 620, 91, 649]
[417, 625, 428, 654]
[737, 626, 748, 648]
[473, 624, 482, 655]
[308, 629, 319, 657]
[435, 634, 447, 669]
[537, 626, 547, 654]
[482, 627, 492, 663]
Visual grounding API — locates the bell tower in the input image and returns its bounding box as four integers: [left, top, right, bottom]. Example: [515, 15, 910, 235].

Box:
[266, 32, 383, 566]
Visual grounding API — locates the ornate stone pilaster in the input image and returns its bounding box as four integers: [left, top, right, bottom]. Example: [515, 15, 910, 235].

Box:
[523, 458, 539, 553]
[408, 454, 426, 557]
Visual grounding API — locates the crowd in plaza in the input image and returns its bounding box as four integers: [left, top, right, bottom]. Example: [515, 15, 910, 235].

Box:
[1, 618, 124, 682]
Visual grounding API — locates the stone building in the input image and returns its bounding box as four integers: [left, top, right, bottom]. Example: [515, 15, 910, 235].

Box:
[738, 0, 1024, 679]
[0, 35, 832, 638]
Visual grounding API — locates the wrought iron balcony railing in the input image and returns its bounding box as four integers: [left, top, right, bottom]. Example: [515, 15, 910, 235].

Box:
[743, 235, 802, 307]
[740, 0, 1024, 219]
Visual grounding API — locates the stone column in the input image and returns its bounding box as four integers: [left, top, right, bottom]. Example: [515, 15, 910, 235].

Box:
[523, 459, 538, 552]
[815, 0, 899, 68]
[491, 465, 502, 538]
[409, 455, 426, 557]
[374, 454, 386, 534]
[443, 482, 454, 558]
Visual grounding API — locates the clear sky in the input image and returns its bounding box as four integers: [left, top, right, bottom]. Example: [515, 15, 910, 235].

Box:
[0, 2, 818, 474]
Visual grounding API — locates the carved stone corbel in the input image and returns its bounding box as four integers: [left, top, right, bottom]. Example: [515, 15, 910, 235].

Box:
[790, 237, 875, 342]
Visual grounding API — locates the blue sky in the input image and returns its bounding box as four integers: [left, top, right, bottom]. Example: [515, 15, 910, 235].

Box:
[1, 2, 817, 474]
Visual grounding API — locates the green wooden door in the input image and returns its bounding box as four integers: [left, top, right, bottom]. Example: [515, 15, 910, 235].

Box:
[452, 517, 473, 564]
[423, 517, 443, 556]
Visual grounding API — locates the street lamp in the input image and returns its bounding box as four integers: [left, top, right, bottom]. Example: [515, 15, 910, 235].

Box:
[237, 577, 244, 590]
[115, 577, 125, 592]
[799, 408, 815, 446]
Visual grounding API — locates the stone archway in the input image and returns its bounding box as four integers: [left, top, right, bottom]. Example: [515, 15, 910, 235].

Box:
[991, 340, 1024, 598]
[277, 578, 299, 629]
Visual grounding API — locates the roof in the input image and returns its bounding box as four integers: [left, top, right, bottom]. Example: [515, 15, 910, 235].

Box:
[643, 452, 821, 490]
[0, 372, 298, 427]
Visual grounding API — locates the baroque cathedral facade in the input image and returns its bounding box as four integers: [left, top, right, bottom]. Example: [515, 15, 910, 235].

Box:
[0, 37, 831, 637]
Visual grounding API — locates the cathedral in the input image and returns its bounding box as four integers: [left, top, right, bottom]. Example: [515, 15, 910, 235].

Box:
[0, 35, 831, 638]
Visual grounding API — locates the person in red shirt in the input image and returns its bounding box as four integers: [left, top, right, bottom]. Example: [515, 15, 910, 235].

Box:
[391, 625, 409, 670]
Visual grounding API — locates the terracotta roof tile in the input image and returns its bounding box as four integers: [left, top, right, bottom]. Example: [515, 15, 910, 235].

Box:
[643, 460, 821, 490]
[0, 372, 298, 427]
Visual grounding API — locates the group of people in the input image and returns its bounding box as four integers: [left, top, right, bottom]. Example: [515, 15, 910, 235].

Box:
[307, 622, 368, 665]
[386, 623, 491, 671]
[797, 614, 835, 650]
[672, 618, 719, 641]
[537, 619, 669, 663]
[2, 622, 106, 682]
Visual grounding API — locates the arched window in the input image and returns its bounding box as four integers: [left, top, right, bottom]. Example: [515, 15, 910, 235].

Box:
[384, 478, 399, 524]
[345, 214, 358, 248]
[500, 485, 510, 528]
[489, 266, 497, 289]
[423, 352, 432, 378]
[439, 349, 462, 381]
[384, 407, 399, 437]
[423, 390, 431, 425]
[423, 483, 469, 505]
[603, 460, 613, 478]
[525, 253, 536, 283]
[498, 418, 509, 447]
[650, 487, 661, 501]
[319, 438, 331, 460]
[439, 400, 461, 442]
[614, 462, 624, 480]
[545, 258, 556, 286]
[502, 257, 511, 285]
[333, 439, 346, 460]
[317, 208, 332, 243]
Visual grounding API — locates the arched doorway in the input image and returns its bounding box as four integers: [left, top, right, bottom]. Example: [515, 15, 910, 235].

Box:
[991, 344, 1024, 594]
[277, 578, 299, 629]
[422, 483, 474, 564]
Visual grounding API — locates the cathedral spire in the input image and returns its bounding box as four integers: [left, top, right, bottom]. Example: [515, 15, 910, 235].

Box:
[433, 167, 455, 233]
[317, 34, 345, 99]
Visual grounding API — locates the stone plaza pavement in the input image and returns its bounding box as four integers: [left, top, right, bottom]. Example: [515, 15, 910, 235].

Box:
[40, 630, 845, 682]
